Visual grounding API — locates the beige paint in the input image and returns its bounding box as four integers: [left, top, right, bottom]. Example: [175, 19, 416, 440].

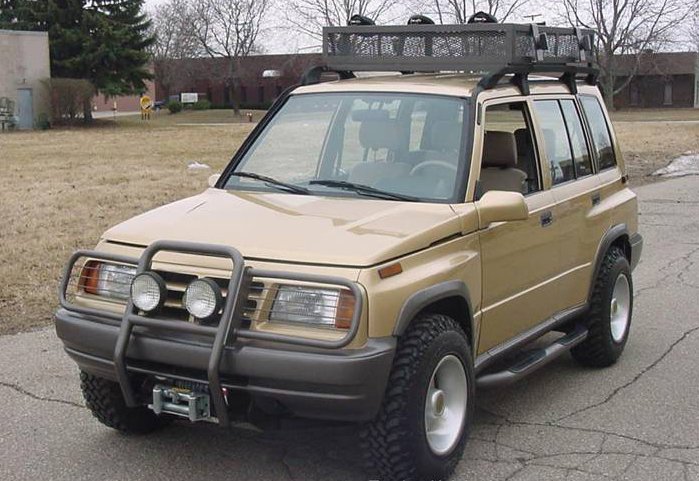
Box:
[475, 191, 529, 228]
[77, 75, 638, 357]
[0, 30, 51, 128]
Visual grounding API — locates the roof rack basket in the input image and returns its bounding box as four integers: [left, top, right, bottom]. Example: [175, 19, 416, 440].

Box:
[319, 22, 597, 94]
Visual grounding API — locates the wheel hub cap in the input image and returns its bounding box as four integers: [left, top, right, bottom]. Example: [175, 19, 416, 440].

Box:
[424, 355, 468, 456]
[430, 390, 446, 417]
[610, 273, 631, 343]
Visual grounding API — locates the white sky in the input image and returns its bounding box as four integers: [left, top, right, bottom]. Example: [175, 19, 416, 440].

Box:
[144, 0, 694, 54]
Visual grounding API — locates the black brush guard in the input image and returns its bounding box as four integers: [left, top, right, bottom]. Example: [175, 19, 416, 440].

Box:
[58, 240, 363, 426]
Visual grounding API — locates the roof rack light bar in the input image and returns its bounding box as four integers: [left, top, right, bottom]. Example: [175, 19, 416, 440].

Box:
[323, 23, 595, 72]
[317, 22, 598, 93]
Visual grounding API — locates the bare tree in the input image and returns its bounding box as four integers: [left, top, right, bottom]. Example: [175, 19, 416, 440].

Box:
[559, 0, 695, 107]
[419, 0, 529, 24]
[150, 0, 203, 100]
[192, 0, 271, 114]
[690, 9, 699, 52]
[286, 0, 398, 39]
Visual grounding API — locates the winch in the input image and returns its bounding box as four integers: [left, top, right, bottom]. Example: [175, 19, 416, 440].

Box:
[148, 385, 211, 422]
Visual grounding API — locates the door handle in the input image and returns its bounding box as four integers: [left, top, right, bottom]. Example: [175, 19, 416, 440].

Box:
[540, 211, 553, 227]
[591, 192, 601, 206]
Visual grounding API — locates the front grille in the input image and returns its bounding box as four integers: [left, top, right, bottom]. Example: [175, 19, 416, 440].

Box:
[153, 269, 264, 326]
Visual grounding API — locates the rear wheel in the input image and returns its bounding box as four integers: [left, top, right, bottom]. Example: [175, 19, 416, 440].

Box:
[80, 371, 166, 434]
[361, 314, 474, 481]
[572, 246, 633, 367]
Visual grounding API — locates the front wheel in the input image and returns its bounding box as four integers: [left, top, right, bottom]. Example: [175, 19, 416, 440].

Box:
[361, 314, 475, 481]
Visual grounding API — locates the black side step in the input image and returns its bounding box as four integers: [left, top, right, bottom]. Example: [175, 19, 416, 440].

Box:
[476, 326, 588, 389]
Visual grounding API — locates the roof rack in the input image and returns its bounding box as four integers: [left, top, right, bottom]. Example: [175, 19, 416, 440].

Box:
[318, 22, 598, 94]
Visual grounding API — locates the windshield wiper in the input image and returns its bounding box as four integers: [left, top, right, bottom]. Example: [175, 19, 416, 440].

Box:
[309, 180, 419, 202]
[230, 172, 310, 195]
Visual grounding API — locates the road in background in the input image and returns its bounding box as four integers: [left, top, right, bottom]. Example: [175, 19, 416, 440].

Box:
[1, 176, 698, 481]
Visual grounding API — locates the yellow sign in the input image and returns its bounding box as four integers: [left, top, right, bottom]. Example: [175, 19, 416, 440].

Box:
[140, 95, 153, 120]
[140, 95, 153, 110]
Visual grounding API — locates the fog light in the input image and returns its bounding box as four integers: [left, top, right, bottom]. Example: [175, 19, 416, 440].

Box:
[183, 278, 223, 321]
[130, 272, 167, 313]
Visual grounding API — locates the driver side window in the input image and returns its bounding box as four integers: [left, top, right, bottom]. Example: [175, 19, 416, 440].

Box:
[480, 102, 541, 195]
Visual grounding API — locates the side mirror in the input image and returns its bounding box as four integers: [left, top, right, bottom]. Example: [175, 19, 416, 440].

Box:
[208, 173, 221, 188]
[475, 191, 529, 228]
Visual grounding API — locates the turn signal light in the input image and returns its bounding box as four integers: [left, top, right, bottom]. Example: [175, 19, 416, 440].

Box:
[79, 260, 101, 294]
[335, 290, 356, 329]
[378, 262, 403, 279]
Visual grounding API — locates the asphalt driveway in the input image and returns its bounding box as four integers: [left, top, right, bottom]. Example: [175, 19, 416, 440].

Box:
[1, 176, 698, 481]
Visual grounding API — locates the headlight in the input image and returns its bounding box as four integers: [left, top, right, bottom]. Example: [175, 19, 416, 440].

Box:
[80, 261, 136, 300]
[269, 286, 355, 329]
[130, 272, 167, 313]
[183, 278, 223, 321]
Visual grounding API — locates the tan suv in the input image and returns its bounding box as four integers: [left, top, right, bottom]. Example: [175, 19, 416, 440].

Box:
[56, 20, 642, 481]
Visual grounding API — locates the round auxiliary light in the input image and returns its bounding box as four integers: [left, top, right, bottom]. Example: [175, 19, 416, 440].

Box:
[130, 272, 167, 313]
[183, 278, 223, 321]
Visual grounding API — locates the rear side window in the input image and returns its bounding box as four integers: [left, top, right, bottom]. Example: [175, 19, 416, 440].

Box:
[580, 96, 617, 170]
[533, 100, 575, 185]
[559, 100, 593, 178]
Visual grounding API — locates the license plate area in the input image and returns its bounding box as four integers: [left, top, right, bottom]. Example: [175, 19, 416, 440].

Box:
[149, 385, 211, 422]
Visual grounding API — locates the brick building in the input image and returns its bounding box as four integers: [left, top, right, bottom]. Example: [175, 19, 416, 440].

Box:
[614, 52, 699, 109]
[154, 53, 323, 109]
[91, 77, 156, 113]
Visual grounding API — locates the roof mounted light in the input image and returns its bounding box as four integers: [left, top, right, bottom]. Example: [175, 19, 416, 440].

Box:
[348, 14, 375, 26]
[467, 11, 498, 23]
[408, 15, 434, 25]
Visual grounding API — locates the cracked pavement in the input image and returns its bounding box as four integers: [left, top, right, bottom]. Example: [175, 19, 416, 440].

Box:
[1, 176, 698, 481]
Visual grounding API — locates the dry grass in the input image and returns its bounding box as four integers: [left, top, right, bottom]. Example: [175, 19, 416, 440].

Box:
[0, 108, 697, 335]
[615, 122, 699, 184]
[0, 111, 255, 334]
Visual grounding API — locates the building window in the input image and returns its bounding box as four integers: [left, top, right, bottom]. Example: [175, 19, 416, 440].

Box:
[663, 79, 673, 106]
[240, 86, 247, 103]
[258, 85, 265, 103]
[630, 82, 640, 106]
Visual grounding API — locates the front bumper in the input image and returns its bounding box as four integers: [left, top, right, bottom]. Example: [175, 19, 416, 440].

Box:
[56, 308, 395, 422]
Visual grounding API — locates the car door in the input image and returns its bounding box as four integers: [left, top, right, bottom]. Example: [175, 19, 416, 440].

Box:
[474, 99, 564, 354]
[533, 97, 607, 310]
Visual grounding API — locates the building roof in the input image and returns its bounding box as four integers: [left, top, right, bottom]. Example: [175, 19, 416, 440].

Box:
[158, 53, 323, 83]
[0, 29, 49, 37]
[614, 52, 698, 76]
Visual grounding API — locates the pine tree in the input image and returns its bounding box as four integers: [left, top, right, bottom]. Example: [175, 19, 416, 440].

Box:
[85, 0, 155, 96]
[0, 0, 154, 101]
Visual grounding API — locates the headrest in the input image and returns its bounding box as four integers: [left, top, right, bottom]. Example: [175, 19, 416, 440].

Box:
[429, 120, 462, 152]
[482, 131, 517, 168]
[513, 128, 532, 156]
[358, 114, 401, 151]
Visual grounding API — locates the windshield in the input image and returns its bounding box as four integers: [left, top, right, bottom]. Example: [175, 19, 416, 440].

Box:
[222, 93, 470, 202]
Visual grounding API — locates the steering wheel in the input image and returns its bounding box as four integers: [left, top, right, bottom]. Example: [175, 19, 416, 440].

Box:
[410, 160, 458, 176]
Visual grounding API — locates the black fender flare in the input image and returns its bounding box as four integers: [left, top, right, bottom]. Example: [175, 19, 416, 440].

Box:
[588, 224, 629, 303]
[392, 280, 476, 351]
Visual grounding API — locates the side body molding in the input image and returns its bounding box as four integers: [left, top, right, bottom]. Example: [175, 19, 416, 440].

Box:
[392, 280, 475, 349]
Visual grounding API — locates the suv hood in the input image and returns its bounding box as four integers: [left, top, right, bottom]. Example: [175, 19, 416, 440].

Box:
[102, 189, 461, 267]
